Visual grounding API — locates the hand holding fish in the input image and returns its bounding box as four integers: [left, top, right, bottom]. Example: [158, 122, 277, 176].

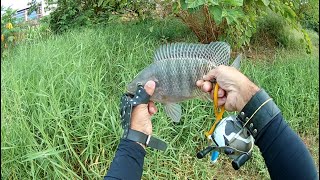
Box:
[108, 43, 318, 179]
[130, 81, 158, 144]
[127, 42, 242, 122]
[196, 65, 260, 112]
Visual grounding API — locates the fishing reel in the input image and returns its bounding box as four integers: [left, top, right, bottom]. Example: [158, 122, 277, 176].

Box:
[197, 115, 254, 170]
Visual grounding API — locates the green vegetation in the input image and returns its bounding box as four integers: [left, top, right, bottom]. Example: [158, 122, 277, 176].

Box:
[1, 7, 19, 51]
[48, 0, 155, 33]
[1, 20, 318, 179]
[292, 0, 319, 33]
[252, 10, 305, 49]
[171, 0, 313, 52]
[2, 0, 318, 54]
[1, 6, 53, 57]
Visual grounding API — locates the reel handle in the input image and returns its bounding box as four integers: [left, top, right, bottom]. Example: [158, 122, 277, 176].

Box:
[231, 153, 251, 170]
[196, 146, 214, 159]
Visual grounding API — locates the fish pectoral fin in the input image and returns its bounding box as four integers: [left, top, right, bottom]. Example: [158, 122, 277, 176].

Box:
[164, 103, 182, 123]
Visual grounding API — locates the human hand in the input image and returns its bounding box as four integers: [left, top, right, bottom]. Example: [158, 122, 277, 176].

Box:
[130, 81, 157, 148]
[196, 65, 260, 112]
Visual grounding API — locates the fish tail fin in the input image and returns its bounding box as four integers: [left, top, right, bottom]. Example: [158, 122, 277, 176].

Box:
[164, 103, 182, 123]
[231, 54, 241, 70]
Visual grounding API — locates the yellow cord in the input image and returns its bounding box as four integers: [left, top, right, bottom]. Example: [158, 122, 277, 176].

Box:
[205, 83, 225, 138]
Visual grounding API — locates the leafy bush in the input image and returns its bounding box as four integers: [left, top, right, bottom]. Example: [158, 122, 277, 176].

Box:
[23, 23, 52, 42]
[1, 7, 20, 53]
[290, 0, 319, 33]
[48, 0, 157, 33]
[251, 11, 298, 49]
[170, 0, 312, 52]
[49, 0, 95, 33]
[1, 6, 54, 57]
[251, 9, 319, 53]
[305, 29, 319, 47]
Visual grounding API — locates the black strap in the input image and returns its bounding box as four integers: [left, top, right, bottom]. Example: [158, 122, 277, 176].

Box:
[120, 85, 167, 151]
[237, 89, 280, 141]
[126, 129, 167, 151]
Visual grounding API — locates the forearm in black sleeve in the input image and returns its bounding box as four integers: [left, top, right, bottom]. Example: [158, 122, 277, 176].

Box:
[105, 139, 146, 180]
[256, 113, 318, 180]
[238, 89, 318, 180]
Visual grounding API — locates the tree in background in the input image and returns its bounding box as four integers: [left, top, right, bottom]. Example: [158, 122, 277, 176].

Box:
[171, 0, 312, 52]
[291, 0, 319, 33]
[35, 0, 316, 53]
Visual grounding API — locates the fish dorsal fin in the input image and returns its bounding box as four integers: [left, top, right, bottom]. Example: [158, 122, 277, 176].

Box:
[153, 42, 231, 66]
[231, 54, 241, 69]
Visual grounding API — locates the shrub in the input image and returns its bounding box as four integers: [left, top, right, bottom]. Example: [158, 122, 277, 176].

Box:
[291, 0, 319, 33]
[170, 0, 312, 52]
[1, 6, 54, 57]
[1, 7, 21, 54]
[48, 0, 157, 33]
[305, 29, 319, 47]
[49, 1, 95, 33]
[251, 10, 306, 50]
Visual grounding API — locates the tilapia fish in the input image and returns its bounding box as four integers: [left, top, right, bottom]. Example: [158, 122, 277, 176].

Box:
[127, 42, 241, 122]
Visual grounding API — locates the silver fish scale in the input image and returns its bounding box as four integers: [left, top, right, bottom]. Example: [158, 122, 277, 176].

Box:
[151, 58, 216, 103]
[150, 42, 230, 103]
[127, 42, 238, 122]
[128, 42, 232, 103]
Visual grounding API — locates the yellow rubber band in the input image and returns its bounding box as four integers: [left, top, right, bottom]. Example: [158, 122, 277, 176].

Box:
[205, 83, 225, 138]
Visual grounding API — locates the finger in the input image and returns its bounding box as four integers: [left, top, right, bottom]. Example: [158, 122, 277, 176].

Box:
[202, 81, 213, 92]
[196, 79, 204, 87]
[203, 65, 227, 81]
[218, 97, 227, 107]
[148, 101, 157, 115]
[144, 81, 156, 96]
[202, 69, 217, 81]
[218, 88, 225, 98]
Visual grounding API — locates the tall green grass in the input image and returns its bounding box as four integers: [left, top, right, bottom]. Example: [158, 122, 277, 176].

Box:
[1, 19, 319, 179]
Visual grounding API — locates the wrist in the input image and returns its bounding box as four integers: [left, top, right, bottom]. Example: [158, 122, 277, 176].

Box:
[238, 79, 260, 111]
[130, 124, 152, 136]
[130, 122, 151, 149]
[123, 129, 167, 151]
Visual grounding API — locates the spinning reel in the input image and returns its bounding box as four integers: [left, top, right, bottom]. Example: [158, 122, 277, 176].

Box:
[196, 84, 254, 170]
[197, 115, 254, 170]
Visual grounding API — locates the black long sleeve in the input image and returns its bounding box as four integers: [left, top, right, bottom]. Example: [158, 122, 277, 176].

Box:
[239, 89, 318, 180]
[105, 89, 318, 179]
[255, 113, 318, 180]
[105, 139, 146, 180]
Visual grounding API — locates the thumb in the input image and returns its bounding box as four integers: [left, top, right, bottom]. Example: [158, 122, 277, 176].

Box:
[144, 81, 156, 96]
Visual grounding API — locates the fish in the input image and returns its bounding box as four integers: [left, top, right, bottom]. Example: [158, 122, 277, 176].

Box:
[127, 42, 241, 122]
